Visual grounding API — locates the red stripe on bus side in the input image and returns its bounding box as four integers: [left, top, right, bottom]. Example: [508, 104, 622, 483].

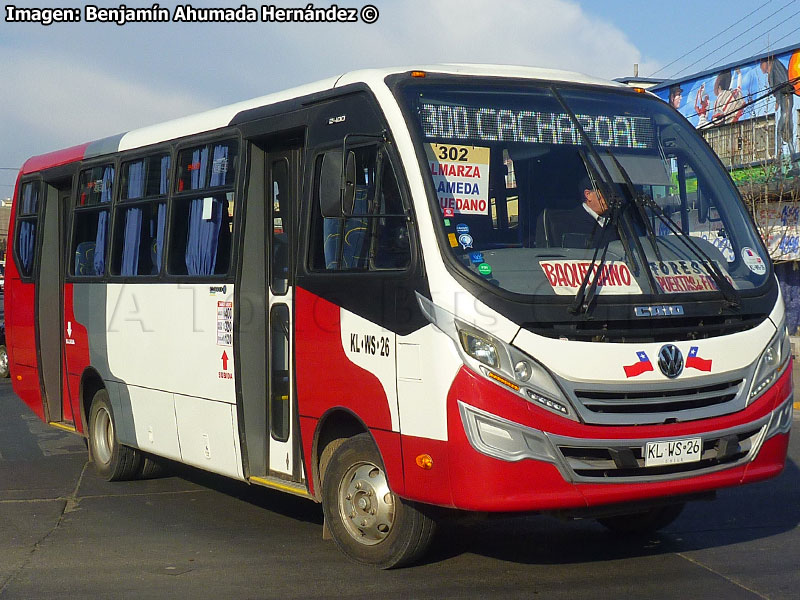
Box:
[21, 142, 91, 174]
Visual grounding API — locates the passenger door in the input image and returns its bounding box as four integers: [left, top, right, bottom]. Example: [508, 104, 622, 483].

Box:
[37, 180, 71, 425]
[266, 150, 299, 477]
[236, 138, 303, 483]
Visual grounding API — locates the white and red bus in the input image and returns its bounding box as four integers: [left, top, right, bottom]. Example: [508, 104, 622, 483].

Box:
[5, 65, 793, 567]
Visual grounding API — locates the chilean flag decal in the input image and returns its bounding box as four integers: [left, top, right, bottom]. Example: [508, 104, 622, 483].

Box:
[624, 351, 654, 378]
[686, 346, 712, 371]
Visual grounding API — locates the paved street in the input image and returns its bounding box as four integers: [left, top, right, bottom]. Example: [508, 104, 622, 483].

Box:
[1, 377, 799, 599]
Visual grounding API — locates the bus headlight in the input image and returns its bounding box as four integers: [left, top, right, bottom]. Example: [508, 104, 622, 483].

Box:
[749, 324, 791, 401]
[458, 329, 500, 368]
[415, 293, 578, 420]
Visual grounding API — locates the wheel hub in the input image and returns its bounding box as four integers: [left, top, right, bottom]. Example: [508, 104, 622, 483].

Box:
[338, 462, 394, 545]
[93, 407, 114, 465]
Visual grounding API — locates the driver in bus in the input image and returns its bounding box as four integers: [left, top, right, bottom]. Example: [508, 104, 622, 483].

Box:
[570, 176, 620, 247]
[536, 175, 618, 248]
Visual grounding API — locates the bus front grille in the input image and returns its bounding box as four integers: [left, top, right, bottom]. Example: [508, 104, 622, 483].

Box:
[573, 378, 744, 416]
[552, 424, 765, 482]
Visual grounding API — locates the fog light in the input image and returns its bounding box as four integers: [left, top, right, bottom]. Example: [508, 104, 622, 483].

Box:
[514, 360, 532, 382]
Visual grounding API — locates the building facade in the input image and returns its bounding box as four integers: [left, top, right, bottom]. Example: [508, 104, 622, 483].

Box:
[650, 44, 800, 332]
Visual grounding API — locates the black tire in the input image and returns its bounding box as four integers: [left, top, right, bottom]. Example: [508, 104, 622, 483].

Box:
[321, 433, 437, 568]
[0, 345, 9, 378]
[597, 503, 685, 535]
[138, 455, 166, 479]
[87, 389, 142, 481]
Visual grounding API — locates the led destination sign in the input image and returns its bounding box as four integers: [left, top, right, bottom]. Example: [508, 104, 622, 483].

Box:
[419, 102, 655, 149]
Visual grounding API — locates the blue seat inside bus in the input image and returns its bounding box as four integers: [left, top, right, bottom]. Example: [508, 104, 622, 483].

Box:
[74, 241, 96, 276]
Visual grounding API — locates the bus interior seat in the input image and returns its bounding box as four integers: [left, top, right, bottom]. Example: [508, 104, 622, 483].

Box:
[535, 208, 569, 247]
[341, 217, 368, 269]
[150, 239, 159, 275]
[74, 241, 96, 275]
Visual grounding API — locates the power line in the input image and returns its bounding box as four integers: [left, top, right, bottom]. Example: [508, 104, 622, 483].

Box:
[649, 0, 774, 77]
[754, 19, 800, 54]
[668, 0, 797, 80]
[704, 6, 800, 71]
[0, 168, 20, 171]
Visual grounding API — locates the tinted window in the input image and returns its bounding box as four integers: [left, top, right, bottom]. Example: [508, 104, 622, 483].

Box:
[78, 164, 115, 206]
[112, 154, 170, 277]
[15, 181, 40, 277]
[177, 141, 238, 192]
[121, 154, 170, 200]
[310, 145, 410, 272]
[270, 158, 290, 294]
[72, 164, 114, 277]
[168, 192, 235, 276]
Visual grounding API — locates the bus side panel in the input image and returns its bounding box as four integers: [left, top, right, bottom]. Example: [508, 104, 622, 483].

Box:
[63, 282, 93, 434]
[295, 287, 393, 430]
[296, 287, 406, 493]
[299, 415, 319, 496]
[6, 179, 46, 421]
[394, 324, 461, 507]
[6, 279, 43, 420]
[6, 280, 37, 369]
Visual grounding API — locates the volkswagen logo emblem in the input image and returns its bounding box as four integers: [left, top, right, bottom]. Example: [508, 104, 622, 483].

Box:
[658, 344, 684, 378]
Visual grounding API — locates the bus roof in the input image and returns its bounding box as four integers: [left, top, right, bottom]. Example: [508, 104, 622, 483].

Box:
[21, 64, 623, 175]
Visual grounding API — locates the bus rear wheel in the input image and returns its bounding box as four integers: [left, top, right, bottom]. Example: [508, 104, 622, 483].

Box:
[321, 433, 436, 569]
[597, 503, 685, 535]
[88, 389, 142, 481]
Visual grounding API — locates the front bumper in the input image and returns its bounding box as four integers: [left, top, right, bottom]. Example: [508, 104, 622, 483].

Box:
[399, 363, 792, 512]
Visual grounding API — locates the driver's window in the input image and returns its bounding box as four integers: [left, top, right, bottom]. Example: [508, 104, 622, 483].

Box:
[310, 145, 410, 272]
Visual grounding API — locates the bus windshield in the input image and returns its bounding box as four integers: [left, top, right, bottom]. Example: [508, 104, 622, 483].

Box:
[400, 82, 771, 300]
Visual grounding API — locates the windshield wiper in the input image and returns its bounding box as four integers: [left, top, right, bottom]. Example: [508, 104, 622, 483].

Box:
[550, 88, 655, 314]
[604, 151, 664, 264]
[569, 112, 740, 310]
[569, 158, 623, 314]
[637, 193, 741, 309]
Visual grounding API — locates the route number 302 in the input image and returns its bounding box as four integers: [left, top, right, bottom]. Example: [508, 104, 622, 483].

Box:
[437, 145, 469, 161]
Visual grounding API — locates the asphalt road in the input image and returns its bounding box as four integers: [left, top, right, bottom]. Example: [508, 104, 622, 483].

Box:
[1, 377, 799, 599]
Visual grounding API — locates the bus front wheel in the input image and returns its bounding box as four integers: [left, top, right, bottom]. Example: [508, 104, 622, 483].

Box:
[321, 433, 437, 568]
[88, 389, 142, 481]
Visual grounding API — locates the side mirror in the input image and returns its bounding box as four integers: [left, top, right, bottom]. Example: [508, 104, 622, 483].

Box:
[320, 150, 343, 218]
[319, 150, 358, 217]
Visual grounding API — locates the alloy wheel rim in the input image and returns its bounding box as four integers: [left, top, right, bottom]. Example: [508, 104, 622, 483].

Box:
[337, 461, 394, 545]
[93, 407, 114, 465]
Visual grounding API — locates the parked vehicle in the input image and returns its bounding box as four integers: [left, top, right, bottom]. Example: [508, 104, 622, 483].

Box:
[0, 320, 8, 379]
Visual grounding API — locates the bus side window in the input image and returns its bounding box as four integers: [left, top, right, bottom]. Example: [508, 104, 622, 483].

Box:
[72, 164, 114, 277]
[168, 141, 237, 277]
[310, 145, 410, 272]
[15, 181, 40, 278]
[111, 153, 170, 277]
